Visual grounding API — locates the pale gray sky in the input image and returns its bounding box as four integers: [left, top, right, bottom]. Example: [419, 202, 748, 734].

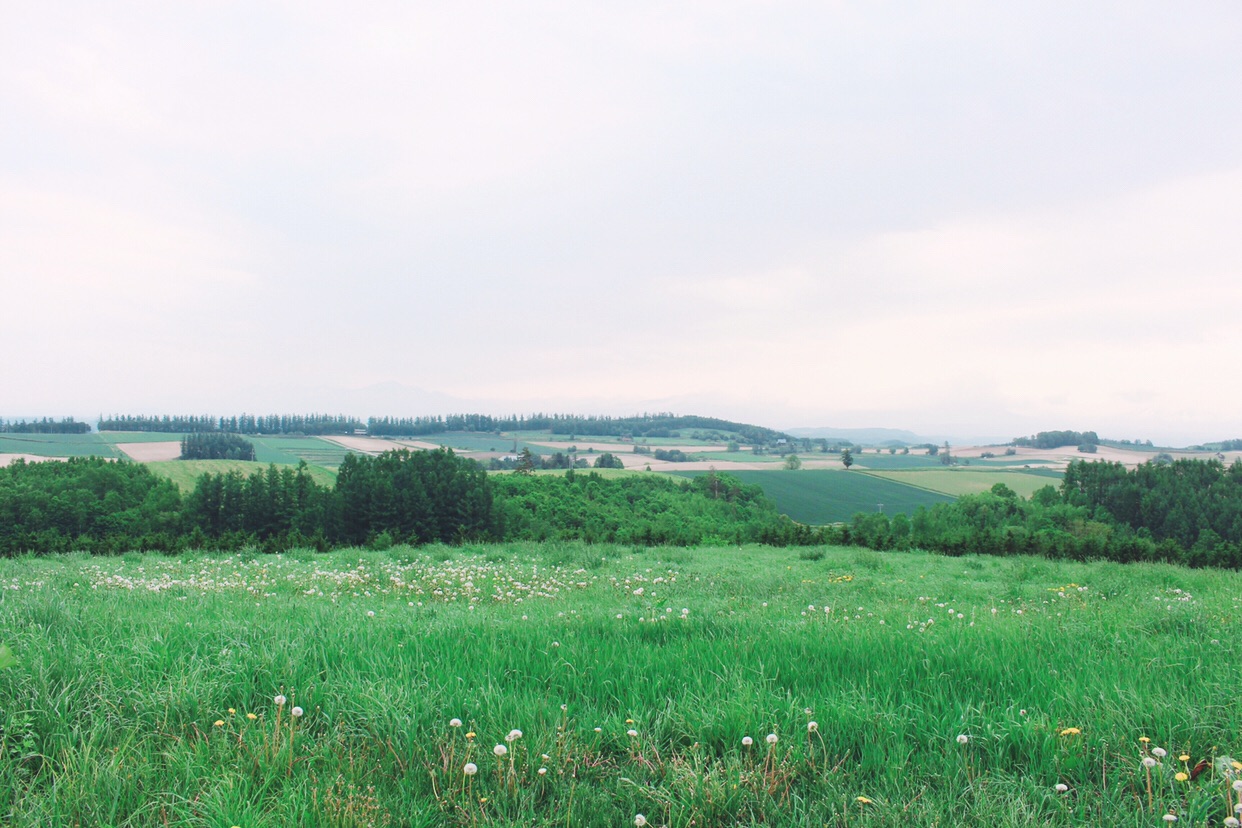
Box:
[3, 2, 1241, 444]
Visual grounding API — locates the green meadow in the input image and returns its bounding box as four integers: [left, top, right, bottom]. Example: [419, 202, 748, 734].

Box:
[4, 543, 1236, 826]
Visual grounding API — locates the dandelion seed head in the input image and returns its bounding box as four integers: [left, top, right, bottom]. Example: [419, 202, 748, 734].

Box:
[1143, 757, 1158, 768]
[1153, 747, 1167, 758]
[1054, 783, 1068, 793]
[766, 733, 778, 744]
[1163, 815, 1178, 823]
[463, 762, 478, 775]
[1223, 818, 1239, 828]
[450, 718, 463, 728]
[538, 767, 547, 775]
[494, 744, 507, 756]
[956, 734, 969, 745]
[506, 729, 522, 742]
[274, 694, 287, 706]
[742, 736, 753, 746]
[1233, 780, 1242, 792]
[291, 706, 304, 717]
[807, 721, 818, 732]
[635, 815, 647, 827]
[627, 729, 639, 738]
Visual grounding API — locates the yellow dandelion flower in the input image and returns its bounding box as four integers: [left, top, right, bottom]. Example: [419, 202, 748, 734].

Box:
[466, 731, 476, 740]
[1175, 772, 1189, 782]
[1179, 754, 1190, 762]
[626, 719, 635, 724]
[246, 713, 257, 720]
[228, 708, 236, 715]
[1140, 736, 1151, 743]
[1060, 727, 1081, 736]
[856, 796, 873, 804]
[1233, 761, 1242, 771]
[214, 720, 225, 727]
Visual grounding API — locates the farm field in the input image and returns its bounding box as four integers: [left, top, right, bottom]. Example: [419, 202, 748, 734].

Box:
[0, 433, 119, 459]
[864, 469, 1064, 499]
[1, 544, 1239, 826]
[674, 469, 956, 523]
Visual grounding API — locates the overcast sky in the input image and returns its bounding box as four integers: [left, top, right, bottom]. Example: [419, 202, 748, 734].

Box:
[3, 2, 1241, 444]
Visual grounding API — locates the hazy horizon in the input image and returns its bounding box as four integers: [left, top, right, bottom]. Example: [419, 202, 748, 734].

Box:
[4, 4, 1240, 448]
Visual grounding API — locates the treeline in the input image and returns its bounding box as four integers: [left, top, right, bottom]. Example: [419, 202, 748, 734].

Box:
[835, 458, 1242, 569]
[98, 412, 791, 444]
[0, 451, 804, 555]
[98, 414, 365, 435]
[1011, 430, 1099, 449]
[0, 418, 90, 434]
[180, 433, 256, 461]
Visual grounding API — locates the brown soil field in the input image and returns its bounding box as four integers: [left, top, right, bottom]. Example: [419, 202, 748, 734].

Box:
[0, 453, 68, 468]
[115, 441, 182, 462]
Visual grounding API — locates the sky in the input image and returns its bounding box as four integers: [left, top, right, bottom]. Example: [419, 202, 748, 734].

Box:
[3, 2, 1241, 445]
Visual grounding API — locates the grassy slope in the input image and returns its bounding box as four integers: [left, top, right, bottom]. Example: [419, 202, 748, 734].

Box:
[674, 469, 955, 522]
[0, 544, 1238, 826]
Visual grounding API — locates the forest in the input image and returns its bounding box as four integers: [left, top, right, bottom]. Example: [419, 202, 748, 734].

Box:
[0, 450, 800, 555]
[837, 458, 1242, 569]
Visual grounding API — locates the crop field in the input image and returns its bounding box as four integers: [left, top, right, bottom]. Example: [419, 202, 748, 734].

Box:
[1, 544, 1239, 826]
[96, 432, 190, 445]
[146, 459, 338, 491]
[675, 470, 955, 523]
[416, 432, 562, 456]
[864, 469, 1063, 499]
[246, 436, 354, 469]
[840, 452, 947, 470]
[0, 433, 119, 458]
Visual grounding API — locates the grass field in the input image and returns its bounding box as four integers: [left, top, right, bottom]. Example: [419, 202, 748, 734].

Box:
[96, 432, 189, 445]
[1, 544, 1239, 826]
[146, 459, 338, 491]
[0, 433, 119, 458]
[864, 469, 1064, 499]
[675, 469, 955, 523]
[246, 435, 354, 469]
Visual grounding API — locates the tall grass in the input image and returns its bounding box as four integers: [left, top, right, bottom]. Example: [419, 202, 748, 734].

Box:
[1, 544, 1240, 826]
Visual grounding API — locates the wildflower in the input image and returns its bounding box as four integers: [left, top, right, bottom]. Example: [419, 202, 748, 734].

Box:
[856, 796, 872, 804]
[1233, 780, 1242, 792]
[449, 718, 463, 728]
[1178, 754, 1190, 762]
[1140, 736, 1151, 743]
[1162, 815, 1178, 823]
[1175, 772, 1189, 782]
[956, 734, 969, 745]
[214, 720, 225, 727]
[246, 713, 257, 720]
[463, 762, 478, 775]
[1224, 819, 1239, 828]
[635, 815, 648, 827]
[1059, 727, 1081, 736]
[465, 731, 476, 740]
[494, 744, 508, 756]
[228, 708, 236, 715]
[594, 727, 602, 733]
[274, 694, 287, 706]
[1153, 747, 1167, 758]
[742, 736, 754, 746]
[1234, 761, 1242, 771]
[766, 733, 778, 744]
[627, 729, 639, 738]
[807, 721, 818, 733]
[538, 767, 547, 775]
[506, 729, 522, 742]
[1143, 757, 1158, 768]
[367, 610, 375, 617]
[291, 706, 304, 717]
[1054, 783, 1068, 793]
